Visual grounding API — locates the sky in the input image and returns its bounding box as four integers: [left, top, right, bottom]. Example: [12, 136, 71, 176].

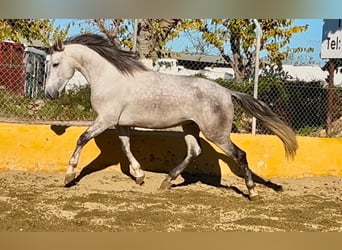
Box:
[54, 19, 326, 66]
[289, 19, 324, 65]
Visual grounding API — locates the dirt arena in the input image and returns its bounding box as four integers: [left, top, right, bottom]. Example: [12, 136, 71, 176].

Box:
[0, 168, 341, 232]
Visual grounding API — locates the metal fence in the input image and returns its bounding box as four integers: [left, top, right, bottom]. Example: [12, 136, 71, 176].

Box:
[158, 58, 342, 137]
[0, 19, 341, 137]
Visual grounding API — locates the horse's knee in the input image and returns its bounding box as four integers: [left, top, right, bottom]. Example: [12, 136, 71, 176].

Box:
[77, 133, 90, 147]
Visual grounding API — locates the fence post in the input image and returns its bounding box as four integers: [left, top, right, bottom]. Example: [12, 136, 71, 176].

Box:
[252, 19, 262, 135]
[326, 59, 335, 135]
[132, 19, 138, 53]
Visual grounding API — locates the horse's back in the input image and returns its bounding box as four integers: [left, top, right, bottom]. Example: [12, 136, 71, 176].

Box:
[116, 71, 234, 130]
[131, 71, 231, 100]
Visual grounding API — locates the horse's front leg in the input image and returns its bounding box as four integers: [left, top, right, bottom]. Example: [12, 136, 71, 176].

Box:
[64, 119, 110, 186]
[116, 126, 145, 185]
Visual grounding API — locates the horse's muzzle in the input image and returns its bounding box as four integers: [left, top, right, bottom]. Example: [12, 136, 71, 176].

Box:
[45, 89, 59, 100]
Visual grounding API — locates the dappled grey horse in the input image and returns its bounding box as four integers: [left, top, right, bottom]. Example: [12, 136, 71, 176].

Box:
[45, 34, 298, 199]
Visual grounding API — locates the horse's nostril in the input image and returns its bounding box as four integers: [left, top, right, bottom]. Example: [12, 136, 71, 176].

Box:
[45, 92, 52, 99]
[45, 91, 56, 100]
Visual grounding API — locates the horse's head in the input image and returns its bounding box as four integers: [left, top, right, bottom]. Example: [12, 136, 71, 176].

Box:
[45, 39, 76, 99]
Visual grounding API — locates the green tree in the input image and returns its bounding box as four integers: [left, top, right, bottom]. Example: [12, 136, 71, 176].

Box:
[92, 19, 131, 47]
[70, 19, 310, 79]
[90, 19, 181, 60]
[188, 19, 310, 82]
[136, 19, 180, 60]
[0, 19, 69, 46]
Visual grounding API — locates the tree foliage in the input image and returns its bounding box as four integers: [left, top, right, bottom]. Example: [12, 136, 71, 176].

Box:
[0, 19, 69, 46]
[90, 19, 181, 61]
[91, 19, 132, 47]
[188, 19, 310, 82]
[0, 19, 310, 79]
[69, 19, 310, 80]
[136, 19, 181, 60]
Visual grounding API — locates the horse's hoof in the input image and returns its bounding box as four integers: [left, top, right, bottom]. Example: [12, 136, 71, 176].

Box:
[249, 194, 259, 201]
[64, 173, 76, 187]
[160, 178, 173, 189]
[275, 185, 284, 192]
[248, 188, 259, 201]
[135, 176, 145, 185]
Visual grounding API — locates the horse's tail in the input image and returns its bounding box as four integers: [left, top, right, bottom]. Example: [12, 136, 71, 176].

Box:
[230, 90, 298, 159]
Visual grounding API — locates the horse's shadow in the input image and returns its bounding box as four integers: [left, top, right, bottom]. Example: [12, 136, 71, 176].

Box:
[51, 125, 283, 199]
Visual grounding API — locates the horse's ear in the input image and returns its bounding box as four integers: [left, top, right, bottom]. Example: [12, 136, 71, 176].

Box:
[53, 39, 65, 51]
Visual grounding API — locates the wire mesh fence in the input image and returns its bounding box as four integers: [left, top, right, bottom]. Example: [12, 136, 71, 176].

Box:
[0, 19, 341, 137]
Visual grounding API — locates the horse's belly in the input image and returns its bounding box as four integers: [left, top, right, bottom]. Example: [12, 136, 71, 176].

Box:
[118, 109, 189, 129]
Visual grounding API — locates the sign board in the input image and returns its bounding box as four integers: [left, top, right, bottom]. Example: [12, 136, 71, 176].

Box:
[321, 19, 342, 59]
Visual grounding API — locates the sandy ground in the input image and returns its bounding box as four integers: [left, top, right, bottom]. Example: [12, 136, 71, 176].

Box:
[0, 168, 341, 232]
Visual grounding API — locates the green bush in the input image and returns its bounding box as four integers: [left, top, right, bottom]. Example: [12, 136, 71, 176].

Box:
[41, 85, 96, 121]
[213, 76, 332, 136]
[0, 85, 96, 122]
[296, 125, 321, 136]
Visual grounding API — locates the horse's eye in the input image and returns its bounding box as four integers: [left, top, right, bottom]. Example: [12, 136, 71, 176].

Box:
[52, 63, 59, 67]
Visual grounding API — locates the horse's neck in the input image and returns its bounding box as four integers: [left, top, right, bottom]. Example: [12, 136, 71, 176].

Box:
[65, 44, 119, 84]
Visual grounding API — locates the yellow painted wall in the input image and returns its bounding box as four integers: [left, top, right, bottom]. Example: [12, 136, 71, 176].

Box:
[0, 123, 341, 178]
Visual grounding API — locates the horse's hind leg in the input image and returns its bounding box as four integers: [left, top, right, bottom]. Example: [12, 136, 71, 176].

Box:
[116, 126, 145, 185]
[215, 139, 258, 199]
[160, 122, 202, 189]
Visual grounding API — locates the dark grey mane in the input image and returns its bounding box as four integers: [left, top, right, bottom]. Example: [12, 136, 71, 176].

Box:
[53, 33, 148, 75]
